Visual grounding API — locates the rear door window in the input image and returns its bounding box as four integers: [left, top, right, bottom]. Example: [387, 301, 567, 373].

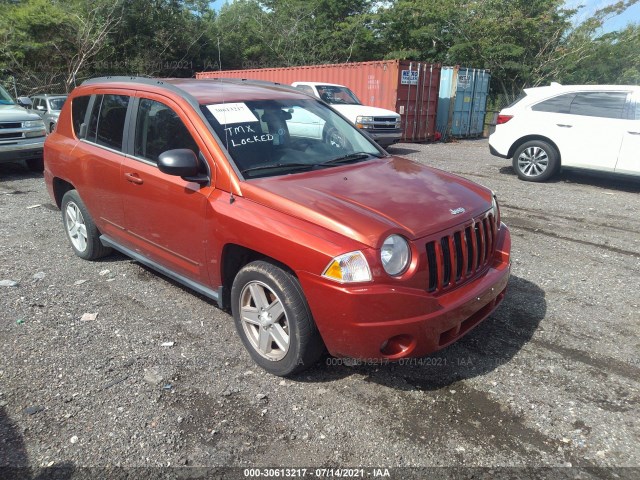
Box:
[569, 92, 627, 119]
[86, 94, 130, 151]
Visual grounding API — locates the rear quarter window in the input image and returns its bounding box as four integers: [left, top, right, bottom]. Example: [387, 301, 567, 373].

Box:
[71, 95, 91, 138]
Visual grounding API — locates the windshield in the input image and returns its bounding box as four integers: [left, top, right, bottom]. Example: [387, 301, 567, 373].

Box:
[49, 97, 67, 111]
[316, 85, 361, 105]
[0, 85, 15, 105]
[201, 98, 382, 179]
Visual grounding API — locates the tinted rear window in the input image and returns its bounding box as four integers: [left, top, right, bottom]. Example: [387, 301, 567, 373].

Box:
[72, 96, 91, 138]
[532, 93, 575, 114]
[86, 94, 130, 151]
[569, 92, 627, 119]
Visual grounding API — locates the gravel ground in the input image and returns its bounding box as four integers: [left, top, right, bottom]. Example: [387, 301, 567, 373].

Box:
[0, 139, 638, 478]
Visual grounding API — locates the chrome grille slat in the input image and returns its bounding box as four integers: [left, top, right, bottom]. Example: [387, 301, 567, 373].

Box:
[426, 213, 497, 293]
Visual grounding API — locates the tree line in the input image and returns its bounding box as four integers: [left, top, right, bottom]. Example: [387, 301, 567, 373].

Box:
[1, 0, 638, 98]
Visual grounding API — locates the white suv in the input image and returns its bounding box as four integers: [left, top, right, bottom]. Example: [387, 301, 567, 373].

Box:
[489, 84, 640, 181]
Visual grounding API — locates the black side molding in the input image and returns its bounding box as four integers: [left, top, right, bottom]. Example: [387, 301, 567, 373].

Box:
[100, 235, 223, 308]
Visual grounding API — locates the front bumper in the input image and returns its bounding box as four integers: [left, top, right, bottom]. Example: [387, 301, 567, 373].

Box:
[299, 225, 511, 359]
[364, 128, 402, 147]
[0, 138, 45, 162]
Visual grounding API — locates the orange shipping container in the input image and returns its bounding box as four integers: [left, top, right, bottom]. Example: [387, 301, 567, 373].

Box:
[196, 60, 441, 142]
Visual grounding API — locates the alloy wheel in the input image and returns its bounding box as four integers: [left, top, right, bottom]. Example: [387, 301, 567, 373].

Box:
[239, 281, 290, 361]
[65, 201, 88, 252]
[517, 146, 549, 177]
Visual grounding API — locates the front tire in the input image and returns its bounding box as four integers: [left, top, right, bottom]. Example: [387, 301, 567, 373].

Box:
[512, 140, 559, 182]
[61, 190, 112, 260]
[231, 260, 324, 376]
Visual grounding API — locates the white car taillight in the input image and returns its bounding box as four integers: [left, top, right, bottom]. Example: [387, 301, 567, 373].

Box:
[496, 115, 513, 125]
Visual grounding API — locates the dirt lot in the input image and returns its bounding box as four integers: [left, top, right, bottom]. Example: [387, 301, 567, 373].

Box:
[1, 139, 638, 478]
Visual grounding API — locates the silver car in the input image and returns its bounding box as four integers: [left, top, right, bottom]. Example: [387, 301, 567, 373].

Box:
[30, 94, 67, 133]
[0, 85, 46, 171]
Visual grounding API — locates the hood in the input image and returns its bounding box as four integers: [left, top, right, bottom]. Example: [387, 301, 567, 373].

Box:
[331, 104, 400, 123]
[241, 156, 493, 248]
[0, 104, 41, 122]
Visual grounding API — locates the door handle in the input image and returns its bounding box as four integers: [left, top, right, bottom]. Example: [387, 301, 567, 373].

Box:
[628, 131, 640, 135]
[124, 172, 144, 185]
[556, 124, 573, 128]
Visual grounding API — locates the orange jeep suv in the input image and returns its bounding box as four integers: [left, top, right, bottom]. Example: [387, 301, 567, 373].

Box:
[44, 77, 511, 376]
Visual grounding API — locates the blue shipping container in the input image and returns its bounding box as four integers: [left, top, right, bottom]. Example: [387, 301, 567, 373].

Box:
[436, 66, 491, 139]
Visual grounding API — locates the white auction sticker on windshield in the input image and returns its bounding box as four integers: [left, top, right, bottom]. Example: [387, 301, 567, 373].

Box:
[206, 103, 258, 125]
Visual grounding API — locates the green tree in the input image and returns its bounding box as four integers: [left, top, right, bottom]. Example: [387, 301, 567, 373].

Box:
[555, 1, 640, 85]
[0, 0, 124, 91]
[250, 0, 380, 66]
[108, 0, 211, 77]
[379, 0, 575, 98]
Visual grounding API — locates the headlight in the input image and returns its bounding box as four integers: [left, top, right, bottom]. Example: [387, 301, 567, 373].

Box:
[355, 116, 374, 129]
[381, 235, 410, 276]
[24, 120, 45, 128]
[394, 118, 401, 128]
[491, 193, 501, 229]
[322, 251, 372, 283]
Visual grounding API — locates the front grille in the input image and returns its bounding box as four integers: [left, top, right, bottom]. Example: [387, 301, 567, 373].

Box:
[0, 122, 24, 141]
[426, 212, 496, 292]
[0, 132, 24, 140]
[371, 117, 399, 130]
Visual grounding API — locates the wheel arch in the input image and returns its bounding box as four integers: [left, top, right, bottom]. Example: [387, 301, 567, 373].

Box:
[508, 135, 561, 165]
[220, 243, 297, 311]
[52, 177, 75, 208]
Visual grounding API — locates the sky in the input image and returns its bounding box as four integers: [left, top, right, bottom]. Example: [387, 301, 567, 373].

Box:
[211, 1, 639, 33]
[566, 0, 640, 32]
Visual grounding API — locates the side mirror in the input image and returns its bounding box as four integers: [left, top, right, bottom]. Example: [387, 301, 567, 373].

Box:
[36, 105, 46, 111]
[17, 96, 32, 107]
[158, 149, 209, 184]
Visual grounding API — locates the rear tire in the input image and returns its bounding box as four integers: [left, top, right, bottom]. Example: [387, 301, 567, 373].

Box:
[61, 190, 112, 260]
[512, 140, 559, 182]
[231, 260, 324, 376]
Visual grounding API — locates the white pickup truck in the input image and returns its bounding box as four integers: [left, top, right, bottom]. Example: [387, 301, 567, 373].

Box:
[291, 82, 402, 147]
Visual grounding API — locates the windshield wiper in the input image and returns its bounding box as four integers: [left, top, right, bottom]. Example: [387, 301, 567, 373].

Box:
[240, 163, 316, 176]
[321, 152, 381, 166]
[240, 153, 382, 177]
